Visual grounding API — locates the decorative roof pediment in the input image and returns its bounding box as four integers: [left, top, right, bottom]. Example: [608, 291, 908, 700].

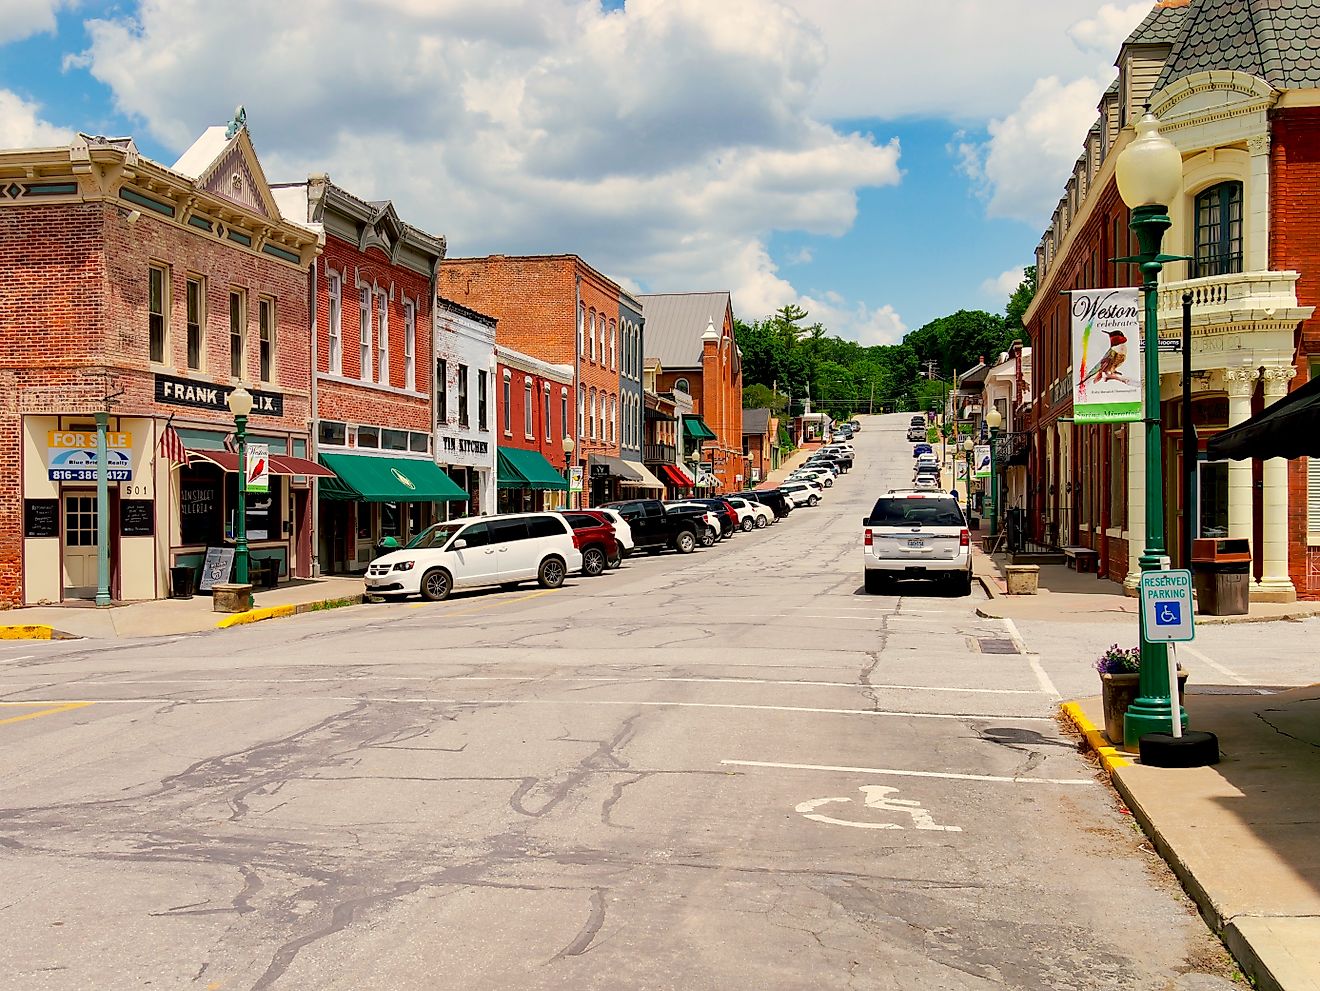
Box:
[172, 111, 282, 222]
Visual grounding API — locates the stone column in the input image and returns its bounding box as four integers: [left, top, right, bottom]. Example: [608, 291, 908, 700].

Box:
[1246, 131, 1271, 272]
[1223, 365, 1258, 543]
[1255, 365, 1297, 601]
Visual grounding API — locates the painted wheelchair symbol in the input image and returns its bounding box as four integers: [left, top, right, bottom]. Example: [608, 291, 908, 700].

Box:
[795, 785, 961, 832]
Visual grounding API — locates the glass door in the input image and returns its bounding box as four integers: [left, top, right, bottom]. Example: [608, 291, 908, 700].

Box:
[62, 492, 98, 598]
[1197, 460, 1229, 539]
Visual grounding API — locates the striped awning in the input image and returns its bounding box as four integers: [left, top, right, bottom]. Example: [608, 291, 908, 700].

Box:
[186, 449, 336, 477]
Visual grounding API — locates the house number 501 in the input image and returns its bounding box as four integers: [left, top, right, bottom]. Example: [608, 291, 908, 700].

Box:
[122, 483, 152, 497]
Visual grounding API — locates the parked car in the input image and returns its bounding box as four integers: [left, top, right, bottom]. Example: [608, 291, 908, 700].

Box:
[790, 468, 834, 488]
[913, 475, 939, 490]
[807, 455, 845, 474]
[589, 506, 634, 559]
[849, 419, 861, 431]
[725, 496, 773, 530]
[602, 499, 703, 554]
[781, 481, 823, 507]
[912, 443, 933, 457]
[915, 452, 939, 469]
[736, 489, 792, 520]
[862, 492, 971, 595]
[666, 502, 725, 545]
[364, 512, 582, 602]
[561, 511, 623, 575]
[685, 497, 742, 536]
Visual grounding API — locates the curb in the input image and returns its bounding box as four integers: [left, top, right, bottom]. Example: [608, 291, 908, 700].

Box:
[216, 594, 363, 630]
[0, 624, 75, 640]
[1197, 608, 1320, 625]
[1058, 700, 1132, 773]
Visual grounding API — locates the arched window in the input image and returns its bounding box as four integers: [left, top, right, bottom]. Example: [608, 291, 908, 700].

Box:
[674, 377, 690, 395]
[578, 304, 585, 356]
[589, 388, 597, 440]
[523, 378, 534, 437]
[578, 385, 585, 436]
[1193, 181, 1243, 279]
[609, 394, 616, 444]
[589, 311, 597, 362]
[600, 319, 608, 365]
[609, 320, 617, 371]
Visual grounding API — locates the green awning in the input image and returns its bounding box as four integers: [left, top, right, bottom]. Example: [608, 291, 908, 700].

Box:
[497, 448, 568, 491]
[683, 416, 717, 441]
[318, 453, 468, 502]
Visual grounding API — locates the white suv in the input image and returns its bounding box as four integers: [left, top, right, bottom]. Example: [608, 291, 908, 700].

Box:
[781, 481, 823, 507]
[724, 496, 772, 530]
[862, 492, 971, 595]
[365, 512, 582, 601]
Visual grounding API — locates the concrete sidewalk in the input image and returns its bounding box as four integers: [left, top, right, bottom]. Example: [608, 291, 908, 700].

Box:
[974, 551, 1320, 625]
[0, 576, 364, 639]
[1063, 688, 1320, 991]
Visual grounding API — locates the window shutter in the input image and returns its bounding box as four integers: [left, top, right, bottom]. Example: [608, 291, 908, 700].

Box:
[1308, 458, 1320, 534]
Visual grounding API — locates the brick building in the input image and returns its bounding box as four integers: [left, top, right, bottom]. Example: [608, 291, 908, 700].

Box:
[1022, 0, 1320, 600]
[741, 408, 781, 485]
[1, 116, 321, 607]
[272, 176, 458, 574]
[493, 344, 573, 512]
[436, 254, 652, 505]
[637, 292, 746, 493]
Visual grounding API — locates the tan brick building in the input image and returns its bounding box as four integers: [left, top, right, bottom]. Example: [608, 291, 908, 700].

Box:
[0, 116, 320, 606]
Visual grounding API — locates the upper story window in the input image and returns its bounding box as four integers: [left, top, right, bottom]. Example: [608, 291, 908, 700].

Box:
[359, 287, 372, 381]
[561, 389, 569, 442]
[403, 300, 416, 390]
[478, 369, 488, 430]
[578, 303, 585, 357]
[318, 420, 347, 446]
[1193, 181, 1244, 279]
[377, 292, 390, 385]
[230, 289, 245, 379]
[524, 378, 534, 437]
[600, 320, 608, 366]
[544, 384, 552, 441]
[436, 358, 448, 424]
[457, 363, 470, 428]
[674, 377, 689, 395]
[258, 297, 275, 382]
[609, 320, 617, 370]
[327, 271, 343, 375]
[148, 264, 168, 364]
[589, 311, 597, 362]
[186, 275, 204, 371]
[503, 370, 513, 434]
[578, 385, 585, 436]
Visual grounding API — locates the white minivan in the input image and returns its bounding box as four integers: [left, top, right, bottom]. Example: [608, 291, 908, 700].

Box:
[364, 512, 582, 602]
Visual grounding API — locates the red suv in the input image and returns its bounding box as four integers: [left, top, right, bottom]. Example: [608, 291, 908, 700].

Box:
[561, 511, 623, 576]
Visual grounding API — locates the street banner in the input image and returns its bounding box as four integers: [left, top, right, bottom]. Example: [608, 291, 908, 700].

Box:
[954, 459, 968, 481]
[569, 466, 584, 493]
[1070, 288, 1142, 422]
[245, 443, 269, 494]
[973, 445, 991, 479]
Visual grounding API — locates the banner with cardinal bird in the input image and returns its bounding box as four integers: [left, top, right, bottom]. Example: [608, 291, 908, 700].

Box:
[1070, 288, 1143, 423]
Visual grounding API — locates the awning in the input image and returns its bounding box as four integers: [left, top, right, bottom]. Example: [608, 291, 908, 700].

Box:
[645, 407, 676, 423]
[588, 453, 643, 481]
[318, 452, 468, 502]
[682, 416, 717, 441]
[1207, 373, 1320, 461]
[620, 460, 665, 491]
[186, 449, 336, 478]
[658, 464, 692, 488]
[497, 448, 569, 491]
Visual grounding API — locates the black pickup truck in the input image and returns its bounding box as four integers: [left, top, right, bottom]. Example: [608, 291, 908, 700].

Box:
[601, 499, 704, 554]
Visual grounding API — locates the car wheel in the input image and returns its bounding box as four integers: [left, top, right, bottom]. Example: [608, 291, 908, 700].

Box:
[674, 530, 697, 554]
[538, 556, 567, 588]
[420, 568, 452, 602]
[808, 495, 819, 507]
[699, 526, 716, 548]
[754, 515, 768, 529]
[740, 517, 754, 532]
[582, 546, 607, 577]
[864, 571, 887, 595]
[608, 549, 623, 569]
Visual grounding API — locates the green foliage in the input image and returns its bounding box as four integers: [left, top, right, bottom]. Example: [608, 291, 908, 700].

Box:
[905, 309, 1010, 379]
[742, 383, 788, 413]
[1005, 265, 1037, 342]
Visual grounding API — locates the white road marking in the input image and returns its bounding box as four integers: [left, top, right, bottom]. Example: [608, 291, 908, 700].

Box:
[998, 617, 1060, 698]
[722, 759, 1092, 786]
[0, 655, 34, 664]
[87, 675, 1047, 696]
[1000, 617, 1028, 653]
[796, 785, 962, 831]
[1178, 643, 1269, 693]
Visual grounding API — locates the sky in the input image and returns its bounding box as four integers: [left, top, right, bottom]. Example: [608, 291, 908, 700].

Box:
[0, 0, 1155, 346]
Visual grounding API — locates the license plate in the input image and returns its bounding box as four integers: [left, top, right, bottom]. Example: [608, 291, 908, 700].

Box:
[906, 539, 925, 548]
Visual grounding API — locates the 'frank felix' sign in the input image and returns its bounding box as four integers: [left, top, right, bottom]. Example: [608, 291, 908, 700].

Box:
[47, 430, 133, 481]
[154, 373, 284, 417]
[1139, 569, 1195, 642]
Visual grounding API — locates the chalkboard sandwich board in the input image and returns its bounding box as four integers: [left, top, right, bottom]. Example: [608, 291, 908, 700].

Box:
[24, 499, 59, 538]
[120, 499, 155, 537]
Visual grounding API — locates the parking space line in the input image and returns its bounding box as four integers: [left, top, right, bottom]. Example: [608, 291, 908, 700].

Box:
[0, 701, 92, 727]
[405, 588, 558, 615]
[1178, 643, 1269, 693]
[721, 759, 1092, 786]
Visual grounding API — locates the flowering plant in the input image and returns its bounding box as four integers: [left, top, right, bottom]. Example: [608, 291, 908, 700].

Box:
[1095, 643, 1140, 675]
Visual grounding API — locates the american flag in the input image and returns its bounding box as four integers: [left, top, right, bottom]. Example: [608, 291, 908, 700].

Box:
[158, 423, 188, 468]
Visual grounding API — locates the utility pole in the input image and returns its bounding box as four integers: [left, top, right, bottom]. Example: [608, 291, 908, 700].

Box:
[869, 381, 875, 415]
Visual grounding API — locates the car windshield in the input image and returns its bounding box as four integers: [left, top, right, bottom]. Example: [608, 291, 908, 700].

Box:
[868, 498, 964, 527]
[406, 522, 466, 549]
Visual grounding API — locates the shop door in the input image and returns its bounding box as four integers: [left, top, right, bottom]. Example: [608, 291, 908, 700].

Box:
[62, 492, 99, 599]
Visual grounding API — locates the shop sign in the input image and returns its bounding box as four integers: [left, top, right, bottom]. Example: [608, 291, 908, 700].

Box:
[590, 463, 610, 479]
[440, 435, 491, 457]
[1069, 289, 1143, 422]
[154, 373, 284, 417]
[47, 430, 133, 481]
[569, 466, 584, 493]
[246, 443, 269, 494]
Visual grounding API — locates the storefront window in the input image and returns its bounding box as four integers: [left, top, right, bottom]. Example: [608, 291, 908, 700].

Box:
[223, 474, 281, 543]
[179, 464, 224, 546]
[358, 426, 379, 448]
[381, 502, 402, 537]
[409, 432, 429, 454]
[319, 421, 347, 446]
[1198, 461, 1229, 538]
[381, 429, 408, 451]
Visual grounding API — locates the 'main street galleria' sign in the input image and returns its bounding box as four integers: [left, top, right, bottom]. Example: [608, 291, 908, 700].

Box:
[154, 374, 284, 417]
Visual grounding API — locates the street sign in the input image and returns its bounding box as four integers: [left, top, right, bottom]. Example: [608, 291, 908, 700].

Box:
[1140, 569, 1195, 642]
[246, 443, 269, 494]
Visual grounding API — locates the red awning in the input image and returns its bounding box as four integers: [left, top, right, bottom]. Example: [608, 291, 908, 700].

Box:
[660, 464, 694, 487]
[186, 449, 336, 478]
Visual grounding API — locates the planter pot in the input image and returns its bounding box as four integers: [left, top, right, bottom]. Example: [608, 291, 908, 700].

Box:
[1004, 564, 1039, 595]
[1100, 668, 1188, 747]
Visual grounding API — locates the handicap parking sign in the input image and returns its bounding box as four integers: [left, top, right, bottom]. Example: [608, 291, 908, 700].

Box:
[1139, 570, 1195, 642]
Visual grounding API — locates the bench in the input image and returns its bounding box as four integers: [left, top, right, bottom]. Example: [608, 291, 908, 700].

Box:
[1062, 546, 1099, 573]
[250, 556, 281, 589]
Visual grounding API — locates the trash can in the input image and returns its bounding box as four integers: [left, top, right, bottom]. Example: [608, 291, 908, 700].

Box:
[169, 565, 195, 600]
[1190, 538, 1250, 616]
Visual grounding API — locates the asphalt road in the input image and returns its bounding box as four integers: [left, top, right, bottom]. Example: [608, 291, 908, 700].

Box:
[0, 414, 1235, 990]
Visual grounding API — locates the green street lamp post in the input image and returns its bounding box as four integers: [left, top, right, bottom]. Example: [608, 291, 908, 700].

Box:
[227, 383, 254, 586]
[94, 409, 111, 607]
[985, 406, 1002, 538]
[963, 437, 975, 519]
[1115, 111, 1188, 746]
[562, 435, 576, 510]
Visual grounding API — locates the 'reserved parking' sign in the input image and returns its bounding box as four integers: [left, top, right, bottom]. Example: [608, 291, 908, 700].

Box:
[1139, 569, 1195, 642]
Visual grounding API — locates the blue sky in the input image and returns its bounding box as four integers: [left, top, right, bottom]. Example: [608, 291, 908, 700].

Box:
[0, 1, 1153, 344]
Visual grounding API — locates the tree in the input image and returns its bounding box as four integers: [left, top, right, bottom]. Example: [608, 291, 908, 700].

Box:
[742, 383, 787, 413]
[1005, 265, 1037, 341]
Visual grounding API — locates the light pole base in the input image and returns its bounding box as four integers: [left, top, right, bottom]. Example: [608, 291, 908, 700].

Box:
[1124, 698, 1188, 750]
[1138, 730, 1219, 768]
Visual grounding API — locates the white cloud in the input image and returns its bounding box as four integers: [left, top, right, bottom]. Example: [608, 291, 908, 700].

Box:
[0, 0, 69, 45]
[0, 90, 71, 147]
[798, 293, 908, 348]
[78, 0, 902, 336]
[980, 266, 1026, 301]
[1069, 2, 1154, 53]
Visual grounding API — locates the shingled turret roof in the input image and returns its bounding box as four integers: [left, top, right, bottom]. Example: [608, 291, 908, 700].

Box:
[1154, 0, 1320, 92]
